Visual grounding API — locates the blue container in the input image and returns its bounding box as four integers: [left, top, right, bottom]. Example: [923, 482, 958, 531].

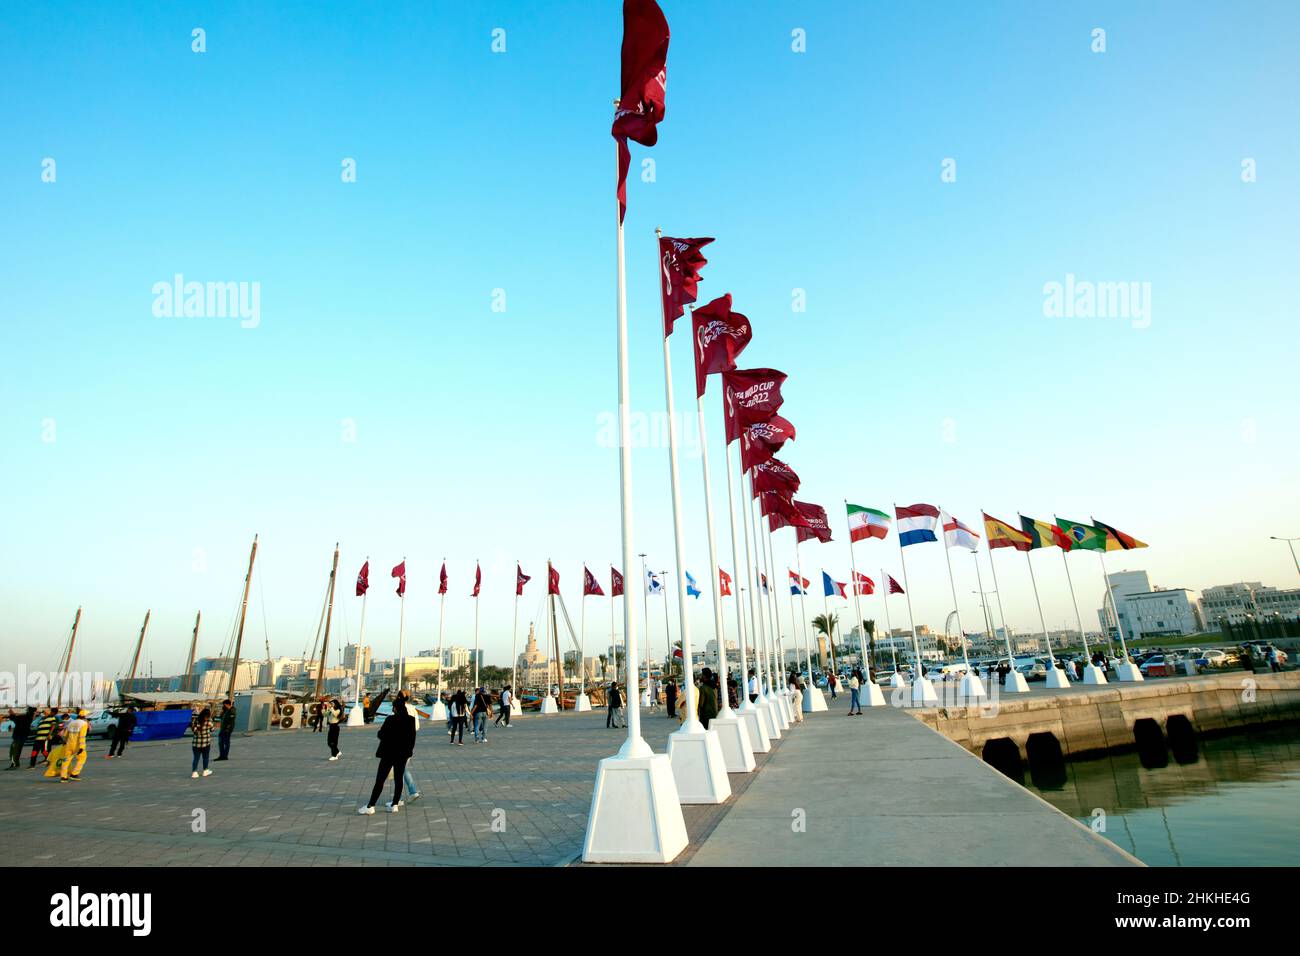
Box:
[133, 709, 193, 741]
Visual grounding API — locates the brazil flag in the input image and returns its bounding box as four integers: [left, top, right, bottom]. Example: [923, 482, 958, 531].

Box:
[1056, 517, 1107, 551]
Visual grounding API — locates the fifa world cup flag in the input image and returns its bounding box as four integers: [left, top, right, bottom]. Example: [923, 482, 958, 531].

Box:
[658, 235, 712, 336]
[1056, 517, 1107, 551]
[1094, 519, 1148, 551]
[895, 504, 939, 546]
[612, 0, 669, 222]
[846, 504, 890, 542]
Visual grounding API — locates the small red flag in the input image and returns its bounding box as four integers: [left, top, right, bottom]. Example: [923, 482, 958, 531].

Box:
[723, 368, 788, 444]
[613, 0, 669, 222]
[751, 457, 800, 497]
[692, 294, 752, 398]
[740, 415, 796, 471]
[548, 565, 561, 595]
[611, 567, 624, 596]
[853, 571, 875, 596]
[516, 564, 531, 597]
[391, 561, 406, 597]
[718, 567, 732, 596]
[659, 236, 712, 337]
[355, 561, 369, 597]
[438, 562, 447, 595]
[472, 563, 481, 598]
[886, 573, 905, 595]
[584, 566, 605, 596]
[794, 501, 833, 544]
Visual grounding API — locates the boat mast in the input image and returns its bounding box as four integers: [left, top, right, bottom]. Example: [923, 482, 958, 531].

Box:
[315, 543, 340, 699]
[123, 609, 150, 703]
[225, 534, 259, 703]
[55, 607, 82, 707]
[184, 611, 201, 693]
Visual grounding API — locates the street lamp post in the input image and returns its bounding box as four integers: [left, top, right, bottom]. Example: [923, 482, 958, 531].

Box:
[1270, 536, 1300, 580]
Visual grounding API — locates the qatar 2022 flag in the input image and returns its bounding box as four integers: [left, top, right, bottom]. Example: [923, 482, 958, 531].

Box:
[895, 503, 939, 546]
[846, 504, 890, 542]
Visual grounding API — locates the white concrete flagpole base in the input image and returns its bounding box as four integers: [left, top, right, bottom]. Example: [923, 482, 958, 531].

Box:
[1002, 670, 1031, 693]
[755, 695, 782, 739]
[738, 706, 770, 753]
[582, 752, 689, 863]
[776, 690, 794, 724]
[510, 701, 524, 717]
[346, 705, 365, 727]
[959, 673, 987, 700]
[863, 681, 887, 707]
[574, 693, 593, 712]
[889, 672, 907, 689]
[765, 691, 790, 730]
[1045, 666, 1071, 689]
[641, 691, 652, 707]
[1115, 662, 1144, 682]
[667, 724, 732, 803]
[710, 712, 756, 772]
[429, 700, 448, 720]
[910, 677, 938, 706]
[539, 695, 559, 715]
[1082, 664, 1108, 685]
[803, 685, 829, 712]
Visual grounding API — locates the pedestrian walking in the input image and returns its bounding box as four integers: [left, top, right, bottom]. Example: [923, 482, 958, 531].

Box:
[27, 708, 57, 768]
[326, 699, 343, 759]
[697, 669, 718, 730]
[190, 708, 214, 778]
[48, 709, 89, 782]
[448, 689, 468, 745]
[608, 682, 626, 728]
[747, 669, 759, 703]
[665, 678, 678, 718]
[828, 672, 838, 699]
[6, 706, 35, 769]
[358, 695, 416, 814]
[471, 686, 491, 743]
[214, 698, 236, 761]
[495, 685, 513, 727]
[107, 706, 137, 758]
[847, 671, 863, 715]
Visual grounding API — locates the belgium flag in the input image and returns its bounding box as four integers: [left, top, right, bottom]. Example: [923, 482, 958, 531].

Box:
[1020, 515, 1072, 550]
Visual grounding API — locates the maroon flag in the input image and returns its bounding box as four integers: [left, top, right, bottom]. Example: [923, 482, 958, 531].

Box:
[516, 564, 531, 597]
[723, 368, 788, 443]
[740, 415, 796, 471]
[548, 565, 561, 595]
[391, 561, 407, 597]
[692, 294, 752, 398]
[886, 573, 905, 595]
[613, 0, 669, 222]
[794, 501, 833, 544]
[852, 571, 875, 596]
[611, 567, 625, 596]
[472, 563, 481, 598]
[438, 562, 447, 595]
[355, 561, 369, 597]
[751, 457, 800, 497]
[584, 566, 605, 596]
[659, 236, 712, 336]
[763, 492, 812, 532]
[718, 567, 732, 596]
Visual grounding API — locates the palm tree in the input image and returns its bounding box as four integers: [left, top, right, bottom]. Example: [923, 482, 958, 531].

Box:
[812, 613, 839, 671]
[863, 619, 876, 669]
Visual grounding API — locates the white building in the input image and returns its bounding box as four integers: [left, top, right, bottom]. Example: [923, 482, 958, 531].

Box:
[1200, 582, 1300, 628]
[1097, 571, 1202, 639]
[341, 643, 371, 675]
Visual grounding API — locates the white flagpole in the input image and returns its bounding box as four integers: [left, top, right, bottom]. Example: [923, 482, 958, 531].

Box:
[348, 565, 369, 725]
[473, 561, 481, 688]
[881, 568, 898, 673]
[759, 497, 783, 698]
[510, 564, 521, 696]
[981, 538, 1016, 666]
[940, 532, 973, 675]
[436, 566, 447, 691]
[1052, 525, 1103, 686]
[795, 541, 813, 680]
[579, 576, 587, 699]
[748, 480, 776, 696]
[844, 505, 869, 674]
[1094, 538, 1141, 681]
[609, 570, 617, 683]
[894, 505, 932, 703]
[739, 466, 767, 696]
[723, 438, 762, 742]
[396, 557, 407, 695]
[640, 555, 652, 707]
[764, 521, 786, 684]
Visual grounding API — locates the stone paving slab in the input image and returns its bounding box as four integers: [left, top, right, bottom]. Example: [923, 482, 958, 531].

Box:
[686, 705, 1143, 867]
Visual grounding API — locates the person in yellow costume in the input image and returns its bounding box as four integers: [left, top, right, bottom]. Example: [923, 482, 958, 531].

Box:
[46, 710, 89, 782]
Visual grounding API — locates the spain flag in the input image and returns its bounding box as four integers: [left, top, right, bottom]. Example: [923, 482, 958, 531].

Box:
[983, 512, 1033, 551]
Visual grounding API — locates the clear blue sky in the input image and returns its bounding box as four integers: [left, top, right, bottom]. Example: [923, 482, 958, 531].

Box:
[3, 1, 1298, 679]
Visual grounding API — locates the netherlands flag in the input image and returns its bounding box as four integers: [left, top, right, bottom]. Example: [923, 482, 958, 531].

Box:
[896, 503, 940, 547]
[789, 570, 809, 595]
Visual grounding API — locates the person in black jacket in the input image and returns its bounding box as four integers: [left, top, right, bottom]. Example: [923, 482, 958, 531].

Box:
[7, 707, 36, 769]
[358, 696, 415, 814]
[107, 707, 137, 759]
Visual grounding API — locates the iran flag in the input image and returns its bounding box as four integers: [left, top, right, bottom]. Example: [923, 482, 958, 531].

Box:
[846, 503, 890, 542]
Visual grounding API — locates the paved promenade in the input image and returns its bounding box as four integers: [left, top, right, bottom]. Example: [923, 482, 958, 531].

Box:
[1, 700, 1138, 867]
[687, 702, 1141, 866]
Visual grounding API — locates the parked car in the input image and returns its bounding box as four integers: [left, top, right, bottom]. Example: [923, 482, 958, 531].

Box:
[1016, 661, 1048, 681]
[1139, 654, 1172, 677]
[1194, 649, 1233, 668]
